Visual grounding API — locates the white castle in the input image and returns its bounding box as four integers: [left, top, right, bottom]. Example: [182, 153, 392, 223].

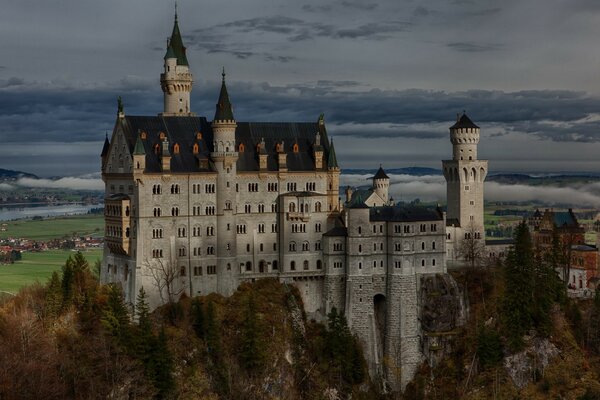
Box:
[101, 12, 485, 390]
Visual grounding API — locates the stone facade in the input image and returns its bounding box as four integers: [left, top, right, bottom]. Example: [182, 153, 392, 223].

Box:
[101, 13, 468, 391]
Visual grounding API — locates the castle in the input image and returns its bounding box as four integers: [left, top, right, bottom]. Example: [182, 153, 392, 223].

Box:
[101, 13, 485, 389]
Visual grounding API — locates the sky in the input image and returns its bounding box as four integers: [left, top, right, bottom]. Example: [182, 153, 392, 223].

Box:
[2, 0, 600, 176]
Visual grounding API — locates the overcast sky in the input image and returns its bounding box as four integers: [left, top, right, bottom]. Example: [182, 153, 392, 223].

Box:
[2, 0, 600, 176]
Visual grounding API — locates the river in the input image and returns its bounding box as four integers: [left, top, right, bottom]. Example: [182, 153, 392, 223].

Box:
[0, 203, 103, 221]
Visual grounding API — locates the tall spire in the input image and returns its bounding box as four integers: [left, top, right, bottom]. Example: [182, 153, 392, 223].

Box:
[214, 68, 234, 121]
[327, 139, 339, 169]
[164, 6, 189, 66]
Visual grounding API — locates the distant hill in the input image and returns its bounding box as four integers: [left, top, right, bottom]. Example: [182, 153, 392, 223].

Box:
[343, 167, 442, 176]
[487, 173, 600, 186]
[0, 168, 38, 181]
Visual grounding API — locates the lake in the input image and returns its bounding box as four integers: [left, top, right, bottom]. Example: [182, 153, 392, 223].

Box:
[0, 203, 103, 221]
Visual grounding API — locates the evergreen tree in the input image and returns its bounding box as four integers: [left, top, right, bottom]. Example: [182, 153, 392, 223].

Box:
[45, 271, 63, 318]
[205, 300, 221, 358]
[61, 256, 75, 309]
[476, 325, 503, 369]
[502, 222, 535, 350]
[191, 297, 205, 339]
[101, 284, 131, 345]
[239, 295, 265, 373]
[151, 327, 175, 399]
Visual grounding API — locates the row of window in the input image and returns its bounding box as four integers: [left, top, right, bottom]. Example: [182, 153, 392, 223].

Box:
[105, 204, 129, 217]
[288, 202, 322, 213]
[289, 241, 322, 251]
[106, 225, 129, 238]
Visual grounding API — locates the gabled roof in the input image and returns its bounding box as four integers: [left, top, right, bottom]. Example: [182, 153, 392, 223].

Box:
[214, 70, 234, 121]
[553, 210, 579, 228]
[450, 113, 479, 130]
[373, 166, 389, 180]
[346, 188, 371, 208]
[117, 116, 335, 173]
[164, 14, 189, 66]
[323, 226, 348, 237]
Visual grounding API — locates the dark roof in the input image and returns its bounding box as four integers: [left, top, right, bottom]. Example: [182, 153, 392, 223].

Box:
[446, 218, 460, 227]
[327, 139, 338, 169]
[118, 116, 335, 173]
[165, 15, 189, 66]
[133, 135, 145, 155]
[323, 226, 348, 237]
[101, 135, 110, 157]
[346, 188, 371, 208]
[214, 71, 234, 121]
[370, 205, 443, 222]
[373, 166, 389, 180]
[486, 239, 515, 246]
[554, 210, 579, 228]
[450, 113, 479, 130]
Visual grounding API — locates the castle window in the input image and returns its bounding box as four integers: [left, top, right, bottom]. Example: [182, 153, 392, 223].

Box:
[207, 265, 216, 274]
[358, 245, 362, 253]
[431, 223, 437, 231]
[432, 242, 436, 250]
[207, 226, 215, 236]
[289, 241, 297, 252]
[193, 143, 199, 154]
[421, 259, 425, 267]
[225, 201, 232, 210]
[196, 131, 202, 140]
[239, 143, 245, 152]
[317, 260, 322, 269]
[358, 262, 362, 269]
[173, 143, 180, 154]
[273, 243, 277, 251]
[248, 183, 258, 192]
[302, 241, 309, 251]
[293, 143, 299, 153]
[246, 261, 252, 271]
[258, 223, 265, 233]
[171, 207, 179, 216]
[303, 260, 309, 270]
[315, 222, 322, 233]
[180, 266, 186, 276]
[358, 226, 362, 234]
[421, 242, 425, 250]
[247, 244, 251, 252]
[207, 246, 215, 255]
[159, 132, 166, 140]
[290, 261, 296, 271]
[432, 259, 436, 266]
[315, 202, 322, 212]
[259, 243, 263, 252]
[245, 204, 252, 213]
[153, 207, 161, 217]
[289, 202, 296, 213]
[272, 260, 278, 270]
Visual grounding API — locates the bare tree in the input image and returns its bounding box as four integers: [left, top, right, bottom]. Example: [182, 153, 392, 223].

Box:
[457, 224, 486, 270]
[144, 257, 184, 305]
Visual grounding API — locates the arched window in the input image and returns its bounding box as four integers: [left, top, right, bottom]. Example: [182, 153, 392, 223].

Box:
[290, 261, 296, 270]
[173, 143, 180, 154]
[159, 132, 166, 140]
[196, 131, 202, 140]
[239, 143, 245, 152]
[193, 143, 199, 154]
[180, 266, 186, 276]
[303, 260, 309, 270]
[289, 202, 296, 212]
[293, 143, 299, 153]
[272, 260, 278, 270]
[154, 144, 160, 154]
[317, 260, 322, 269]
[315, 202, 322, 212]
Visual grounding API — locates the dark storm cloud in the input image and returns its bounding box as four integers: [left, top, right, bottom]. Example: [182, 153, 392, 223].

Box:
[3, 79, 600, 145]
[446, 42, 503, 52]
[188, 15, 408, 44]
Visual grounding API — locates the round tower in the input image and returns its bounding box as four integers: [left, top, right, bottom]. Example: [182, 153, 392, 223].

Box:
[210, 69, 238, 295]
[372, 165, 390, 205]
[442, 112, 488, 262]
[160, 11, 194, 116]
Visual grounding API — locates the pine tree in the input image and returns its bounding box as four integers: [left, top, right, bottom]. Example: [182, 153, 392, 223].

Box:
[502, 222, 535, 350]
[45, 271, 63, 318]
[151, 327, 175, 399]
[476, 325, 503, 369]
[101, 284, 131, 345]
[61, 256, 75, 309]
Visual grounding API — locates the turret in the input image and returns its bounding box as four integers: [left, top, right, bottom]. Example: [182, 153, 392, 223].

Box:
[160, 9, 194, 116]
[133, 133, 146, 172]
[211, 69, 237, 154]
[450, 113, 480, 161]
[372, 165, 389, 204]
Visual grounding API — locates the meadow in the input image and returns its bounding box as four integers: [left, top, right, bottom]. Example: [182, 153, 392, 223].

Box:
[0, 248, 102, 294]
[0, 215, 104, 241]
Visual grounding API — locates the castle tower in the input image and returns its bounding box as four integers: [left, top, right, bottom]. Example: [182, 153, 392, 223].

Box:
[160, 10, 194, 116]
[211, 69, 238, 295]
[442, 113, 488, 259]
[372, 165, 390, 205]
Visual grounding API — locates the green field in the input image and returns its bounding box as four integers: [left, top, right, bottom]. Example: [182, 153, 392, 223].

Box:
[0, 249, 102, 294]
[0, 215, 104, 241]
